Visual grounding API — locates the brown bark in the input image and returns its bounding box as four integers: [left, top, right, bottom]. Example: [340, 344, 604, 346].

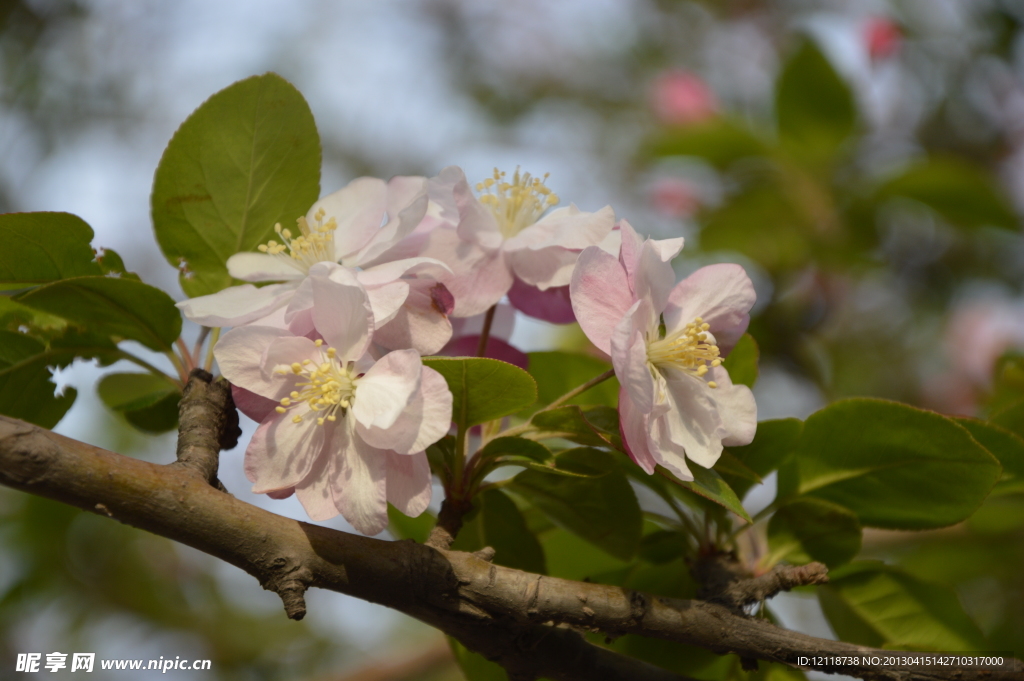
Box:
[0, 415, 1019, 681]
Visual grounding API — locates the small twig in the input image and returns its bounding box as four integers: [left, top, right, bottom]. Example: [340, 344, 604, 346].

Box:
[476, 305, 497, 358]
[425, 496, 473, 549]
[171, 369, 240, 487]
[693, 551, 828, 613]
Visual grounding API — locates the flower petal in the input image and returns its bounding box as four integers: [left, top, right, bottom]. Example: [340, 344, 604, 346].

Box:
[611, 302, 655, 415]
[352, 349, 422, 432]
[633, 237, 680, 314]
[384, 450, 432, 517]
[664, 264, 755, 354]
[657, 369, 724, 470]
[177, 283, 298, 328]
[504, 204, 616, 252]
[507, 278, 576, 324]
[216, 325, 294, 398]
[355, 178, 430, 265]
[294, 446, 338, 521]
[373, 279, 454, 355]
[227, 252, 306, 282]
[313, 177, 388, 262]
[570, 246, 633, 355]
[361, 365, 453, 454]
[707, 366, 757, 447]
[309, 266, 374, 359]
[418, 227, 513, 317]
[232, 384, 279, 423]
[245, 408, 325, 493]
[332, 422, 389, 535]
[618, 386, 658, 474]
[507, 246, 579, 290]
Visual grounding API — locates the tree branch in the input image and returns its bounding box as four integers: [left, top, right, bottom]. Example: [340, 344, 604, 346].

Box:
[0, 415, 1019, 681]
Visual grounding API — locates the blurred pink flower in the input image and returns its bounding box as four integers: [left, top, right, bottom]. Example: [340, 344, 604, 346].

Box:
[864, 17, 901, 61]
[650, 177, 700, 218]
[570, 221, 756, 480]
[650, 71, 718, 126]
[216, 268, 452, 535]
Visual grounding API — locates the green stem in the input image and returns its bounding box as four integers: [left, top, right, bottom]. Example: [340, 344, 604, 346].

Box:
[203, 328, 221, 373]
[164, 350, 188, 384]
[175, 337, 195, 372]
[475, 305, 496, 358]
[495, 368, 617, 440]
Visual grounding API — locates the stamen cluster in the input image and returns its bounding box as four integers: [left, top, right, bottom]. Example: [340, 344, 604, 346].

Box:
[646, 317, 723, 389]
[476, 168, 559, 239]
[258, 208, 338, 272]
[273, 339, 359, 426]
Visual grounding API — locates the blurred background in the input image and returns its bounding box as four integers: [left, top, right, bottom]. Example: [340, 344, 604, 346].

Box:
[1, 0, 1023, 679]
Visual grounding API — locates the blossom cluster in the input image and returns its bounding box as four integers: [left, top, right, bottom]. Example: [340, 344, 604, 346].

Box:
[180, 167, 757, 534]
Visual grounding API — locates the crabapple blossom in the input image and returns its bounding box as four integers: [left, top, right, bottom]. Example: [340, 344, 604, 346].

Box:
[178, 175, 454, 354]
[214, 268, 453, 535]
[650, 70, 718, 126]
[570, 221, 756, 480]
[406, 166, 617, 322]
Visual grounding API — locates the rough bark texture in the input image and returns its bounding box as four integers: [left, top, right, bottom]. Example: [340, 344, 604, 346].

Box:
[0, 415, 1019, 681]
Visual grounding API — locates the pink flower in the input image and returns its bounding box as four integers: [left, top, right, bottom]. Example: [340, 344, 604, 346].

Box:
[215, 268, 453, 535]
[570, 221, 756, 480]
[864, 17, 901, 61]
[408, 166, 617, 322]
[178, 176, 454, 354]
[650, 71, 718, 126]
[650, 177, 700, 218]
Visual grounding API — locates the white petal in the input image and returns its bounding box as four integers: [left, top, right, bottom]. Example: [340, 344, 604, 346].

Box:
[508, 246, 579, 289]
[633, 239, 678, 315]
[618, 387, 658, 474]
[569, 246, 633, 355]
[352, 349, 422, 432]
[658, 370, 724, 470]
[707, 366, 757, 447]
[294, 445, 338, 521]
[332, 422, 389, 536]
[504, 204, 615, 252]
[664, 264, 755, 354]
[384, 451, 432, 517]
[227, 252, 306, 281]
[245, 408, 326, 494]
[177, 283, 297, 328]
[359, 365, 452, 454]
[373, 282, 454, 355]
[610, 303, 655, 415]
[355, 178, 429, 265]
[312, 177, 387, 261]
[215, 325, 294, 398]
[364, 280, 410, 326]
[310, 269, 374, 359]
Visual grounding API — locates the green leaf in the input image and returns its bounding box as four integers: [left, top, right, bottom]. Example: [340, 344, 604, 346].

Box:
[791, 399, 1001, 529]
[422, 357, 537, 428]
[819, 561, 988, 651]
[97, 372, 181, 434]
[540, 526, 629, 582]
[775, 39, 856, 160]
[526, 351, 618, 409]
[725, 333, 759, 388]
[766, 498, 861, 568]
[477, 436, 551, 464]
[0, 331, 80, 428]
[426, 435, 455, 488]
[0, 296, 67, 337]
[93, 248, 139, 280]
[15, 276, 182, 352]
[660, 466, 752, 523]
[530, 405, 621, 450]
[645, 118, 769, 169]
[509, 448, 642, 560]
[451, 488, 545, 574]
[877, 157, 1017, 231]
[151, 73, 321, 297]
[723, 418, 804, 499]
[0, 212, 101, 291]
[954, 417, 1024, 479]
[700, 186, 811, 271]
[448, 637, 508, 681]
[387, 505, 434, 544]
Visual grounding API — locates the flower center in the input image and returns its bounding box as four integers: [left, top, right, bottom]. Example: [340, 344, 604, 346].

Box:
[273, 340, 359, 426]
[476, 168, 559, 239]
[258, 208, 338, 273]
[646, 317, 723, 388]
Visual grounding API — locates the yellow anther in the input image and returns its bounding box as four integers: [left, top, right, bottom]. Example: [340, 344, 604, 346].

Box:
[275, 406, 286, 414]
[292, 415, 303, 423]
[281, 398, 292, 406]
[475, 167, 560, 239]
[291, 362, 302, 373]
[708, 381, 718, 389]
[314, 339, 323, 346]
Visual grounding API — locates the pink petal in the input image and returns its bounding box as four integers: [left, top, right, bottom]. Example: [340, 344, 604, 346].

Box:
[657, 370, 724, 470]
[245, 409, 326, 493]
[449, 168, 503, 252]
[227, 252, 306, 282]
[664, 264, 755, 354]
[352, 349, 422, 432]
[313, 178, 388, 262]
[355, 178, 429, 265]
[507, 245, 578, 290]
[309, 267, 374, 359]
[177, 283, 298, 328]
[294, 447, 338, 521]
[332, 423, 389, 536]
[618, 387, 658, 474]
[385, 450, 433, 517]
[232, 384, 279, 423]
[215, 325, 294, 398]
[418, 228, 512, 317]
[363, 280, 410, 326]
[507, 278, 576, 324]
[611, 303, 655, 415]
[634, 239, 678, 315]
[372, 279, 454, 355]
[569, 246, 633, 355]
[361, 366, 453, 455]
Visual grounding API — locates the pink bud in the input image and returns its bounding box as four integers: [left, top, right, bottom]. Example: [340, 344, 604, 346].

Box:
[650, 71, 717, 126]
[864, 17, 901, 61]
